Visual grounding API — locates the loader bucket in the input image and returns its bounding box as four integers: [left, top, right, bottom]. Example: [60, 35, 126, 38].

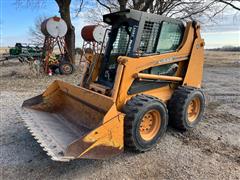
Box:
[19, 80, 124, 161]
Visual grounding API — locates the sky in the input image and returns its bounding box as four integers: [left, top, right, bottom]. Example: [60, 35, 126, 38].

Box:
[0, 0, 240, 49]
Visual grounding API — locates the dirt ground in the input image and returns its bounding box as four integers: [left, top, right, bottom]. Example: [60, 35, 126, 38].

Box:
[0, 51, 239, 180]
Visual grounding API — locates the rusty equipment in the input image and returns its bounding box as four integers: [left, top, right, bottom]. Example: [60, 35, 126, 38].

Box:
[78, 25, 108, 86]
[41, 16, 73, 75]
[19, 9, 205, 161]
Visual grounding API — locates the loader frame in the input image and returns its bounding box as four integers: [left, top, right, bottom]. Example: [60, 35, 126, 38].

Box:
[20, 9, 204, 161]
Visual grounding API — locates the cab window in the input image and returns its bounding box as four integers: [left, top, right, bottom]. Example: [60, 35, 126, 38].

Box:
[139, 21, 184, 54]
[156, 22, 183, 53]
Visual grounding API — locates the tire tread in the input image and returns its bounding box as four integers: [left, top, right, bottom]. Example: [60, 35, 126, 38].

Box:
[168, 86, 205, 130]
[123, 94, 168, 152]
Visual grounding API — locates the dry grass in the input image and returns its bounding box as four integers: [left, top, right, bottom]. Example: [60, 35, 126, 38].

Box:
[204, 50, 240, 66]
[0, 47, 10, 54]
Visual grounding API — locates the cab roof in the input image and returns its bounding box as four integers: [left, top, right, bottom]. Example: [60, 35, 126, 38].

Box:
[103, 9, 183, 26]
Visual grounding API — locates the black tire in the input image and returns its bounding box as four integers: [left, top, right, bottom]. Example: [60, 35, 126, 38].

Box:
[168, 86, 205, 130]
[123, 94, 168, 152]
[59, 62, 74, 75]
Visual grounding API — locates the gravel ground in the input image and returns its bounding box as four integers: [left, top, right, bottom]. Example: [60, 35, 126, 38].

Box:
[0, 51, 239, 180]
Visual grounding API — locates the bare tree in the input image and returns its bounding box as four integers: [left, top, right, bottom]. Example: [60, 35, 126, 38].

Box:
[119, 0, 128, 10]
[94, 0, 239, 21]
[29, 16, 46, 46]
[83, 1, 119, 24]
[16, 0, 85, 64]
[55, 0, 78, 64]
[216, 0, 240, 10]
[134, 0, 239, 19]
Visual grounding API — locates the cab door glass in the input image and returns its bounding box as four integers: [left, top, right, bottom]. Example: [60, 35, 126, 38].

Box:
[157, 22, 183, 53]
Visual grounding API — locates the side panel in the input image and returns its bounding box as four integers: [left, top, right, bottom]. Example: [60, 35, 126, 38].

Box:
[65, 112, 124, 159]
[183, 27, 205, 88]
[142, 85, 174, 103]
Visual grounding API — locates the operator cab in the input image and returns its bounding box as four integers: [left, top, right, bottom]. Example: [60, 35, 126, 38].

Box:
[97, 9, 185, 89]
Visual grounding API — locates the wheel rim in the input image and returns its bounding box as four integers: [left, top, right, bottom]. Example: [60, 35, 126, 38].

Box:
[187, 97, 201, 123]
[62, 64, 72, 74]
[139, 109, 161, 141]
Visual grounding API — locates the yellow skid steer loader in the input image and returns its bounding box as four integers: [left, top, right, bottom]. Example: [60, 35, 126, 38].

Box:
[20, 9, 205, 161]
